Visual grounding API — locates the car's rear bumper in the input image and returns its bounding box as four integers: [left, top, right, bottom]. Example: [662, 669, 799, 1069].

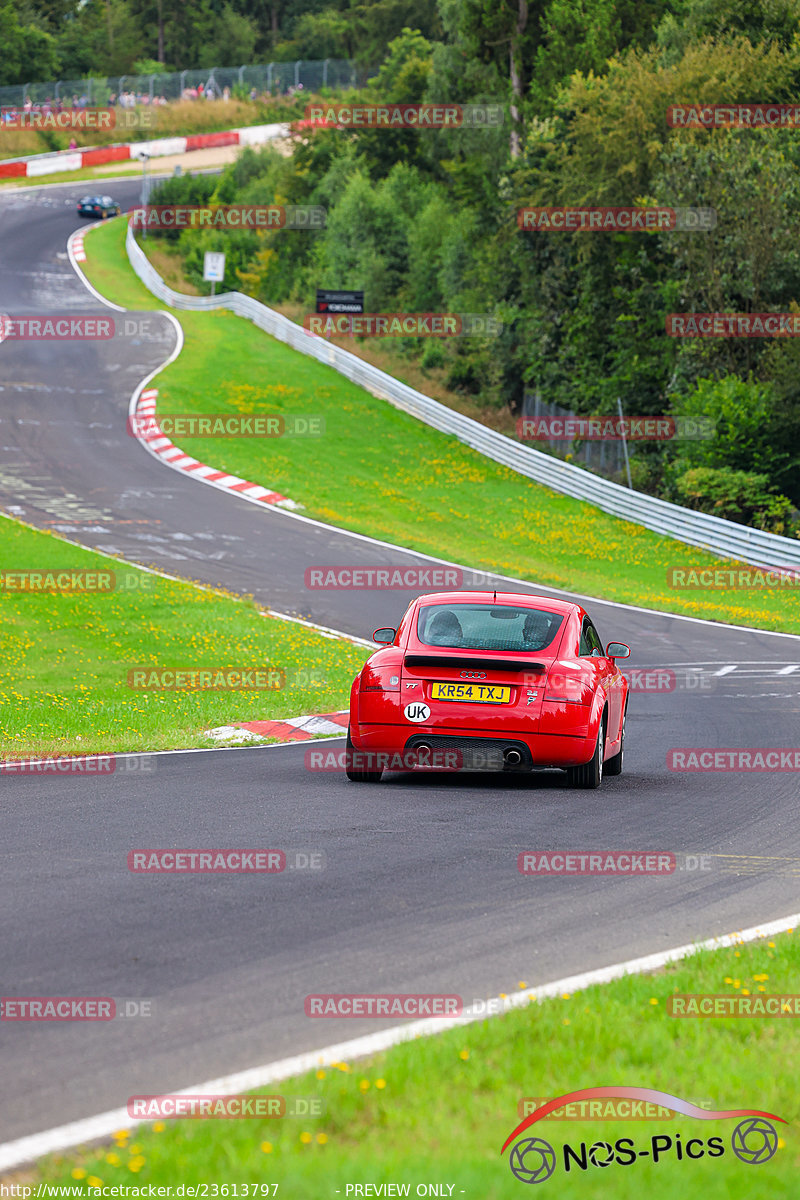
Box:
[348, 722, 597, 770]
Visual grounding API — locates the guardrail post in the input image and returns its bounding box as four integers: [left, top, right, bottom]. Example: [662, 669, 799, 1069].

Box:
[267, 63, 274, 91]
[294, 60, 302, 87]
[238, 65, 245, 85]
[617, 397, 633, 489]
[323, 59, 329, 87]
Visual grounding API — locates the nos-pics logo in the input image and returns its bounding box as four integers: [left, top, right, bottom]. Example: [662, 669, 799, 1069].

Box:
[501, 1088, 784, 1185]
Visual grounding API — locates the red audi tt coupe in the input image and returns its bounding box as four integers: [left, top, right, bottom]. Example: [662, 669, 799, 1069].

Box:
[346, 590, 630, 787]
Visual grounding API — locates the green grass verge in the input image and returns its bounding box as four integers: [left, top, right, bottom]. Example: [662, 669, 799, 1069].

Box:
[32, 928, 799, 1195]
[0, 515, 364, 757]
[82, 218, 800, 635]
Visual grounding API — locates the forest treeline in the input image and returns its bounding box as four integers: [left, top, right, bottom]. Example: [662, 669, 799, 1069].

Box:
[14, 0, 800, 528]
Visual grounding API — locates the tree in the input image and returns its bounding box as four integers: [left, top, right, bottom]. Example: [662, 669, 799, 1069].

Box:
[0, 3, 59, 84]
[667, 375, 800, 503]
[437, 0, 542, 156]
[289, 7, 353, 58]
[674, 466, 796, 533]
[530, 0, 669, 111]
[654, 130, 800, 383]
[657, 0, 800, 63]
[197, 3, 259, 65]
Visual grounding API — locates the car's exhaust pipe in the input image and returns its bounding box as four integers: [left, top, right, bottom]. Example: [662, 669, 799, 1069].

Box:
[415, 742, 433, 762]
[504, 747, 523, 767]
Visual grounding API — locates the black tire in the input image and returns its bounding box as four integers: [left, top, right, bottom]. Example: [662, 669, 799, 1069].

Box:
[345, 730, 382, 783]
[604, 703, 626, 776]
[567, 716, 605, 789]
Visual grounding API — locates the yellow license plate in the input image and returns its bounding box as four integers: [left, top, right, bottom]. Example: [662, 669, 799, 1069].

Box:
[430, 682, 511, 704]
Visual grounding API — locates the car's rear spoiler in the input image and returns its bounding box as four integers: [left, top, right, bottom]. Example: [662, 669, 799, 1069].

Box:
[403, 654, 546, 673]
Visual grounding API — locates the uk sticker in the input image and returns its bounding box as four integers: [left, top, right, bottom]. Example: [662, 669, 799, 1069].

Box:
[404, 702, 430, 722]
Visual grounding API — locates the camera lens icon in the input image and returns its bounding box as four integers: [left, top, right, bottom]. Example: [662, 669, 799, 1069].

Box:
[508, 1137, 557, 1184]
[731, 1118, 778, 1165]
[588, 1140, 615, 1167]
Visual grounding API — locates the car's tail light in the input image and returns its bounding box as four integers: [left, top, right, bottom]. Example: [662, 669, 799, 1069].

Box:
[360, 663, 401, 692]
[544, 669, 591, 704]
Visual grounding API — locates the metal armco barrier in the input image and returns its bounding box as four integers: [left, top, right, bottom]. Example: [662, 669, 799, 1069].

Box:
[125, 225, 800, 572]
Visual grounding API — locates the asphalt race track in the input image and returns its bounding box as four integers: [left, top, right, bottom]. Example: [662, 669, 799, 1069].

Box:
[1, 180, 799, 1145]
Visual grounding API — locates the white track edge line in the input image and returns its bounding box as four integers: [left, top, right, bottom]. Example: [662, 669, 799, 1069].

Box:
[1, 908, 797, 1173]
[0, 731, 347, 768]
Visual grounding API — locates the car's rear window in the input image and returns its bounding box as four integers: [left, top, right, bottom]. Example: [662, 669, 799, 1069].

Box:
[417, 604, 564, 652]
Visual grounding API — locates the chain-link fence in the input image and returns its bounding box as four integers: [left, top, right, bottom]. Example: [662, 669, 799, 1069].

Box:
[522, 392, 633, 483]
[0, 59, 369, 109]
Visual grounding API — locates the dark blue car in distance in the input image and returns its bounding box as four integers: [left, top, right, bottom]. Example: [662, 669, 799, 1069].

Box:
[76, 194, 121, 219]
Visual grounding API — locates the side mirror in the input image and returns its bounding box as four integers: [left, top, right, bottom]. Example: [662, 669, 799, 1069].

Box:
[606, 642, 631, 659]
[373, 627, 397, 645]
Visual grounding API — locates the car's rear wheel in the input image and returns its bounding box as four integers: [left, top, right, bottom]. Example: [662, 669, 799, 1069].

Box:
[604, 703, 626, 776]
[567, 716, 605, 789]
[345, 730, 382, 783]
